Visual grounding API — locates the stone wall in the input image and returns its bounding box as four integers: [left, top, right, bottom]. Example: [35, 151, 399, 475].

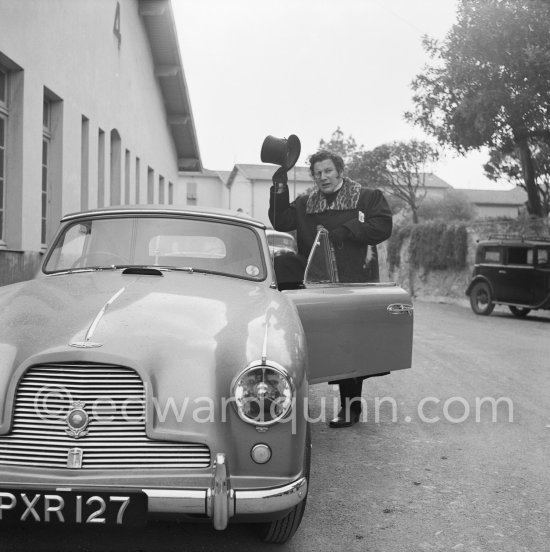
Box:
[383, 218, 550, 302]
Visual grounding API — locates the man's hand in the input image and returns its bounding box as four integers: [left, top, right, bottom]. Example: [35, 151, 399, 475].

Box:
[272, 167, 288, 192]
[328, 226, 351, 248]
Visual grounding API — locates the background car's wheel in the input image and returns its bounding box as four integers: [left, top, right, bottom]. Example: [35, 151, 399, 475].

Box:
[469, 282, 495, 315]
[259, 424, 311, 544]
[509, 306, 531, 318]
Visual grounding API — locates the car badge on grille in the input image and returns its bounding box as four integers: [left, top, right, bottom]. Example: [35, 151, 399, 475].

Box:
[65, 401, 90, 438]
[67, 447, 83, 469]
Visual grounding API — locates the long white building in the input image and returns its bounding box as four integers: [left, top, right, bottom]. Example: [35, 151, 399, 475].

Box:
[0, 0, 201, 284]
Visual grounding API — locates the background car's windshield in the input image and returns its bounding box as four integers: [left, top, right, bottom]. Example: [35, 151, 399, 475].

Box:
[269, 235, 294, 248]
[44, 216, 266, 280]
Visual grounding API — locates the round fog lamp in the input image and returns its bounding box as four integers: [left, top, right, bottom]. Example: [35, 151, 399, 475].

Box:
[251, 444, 272, 464]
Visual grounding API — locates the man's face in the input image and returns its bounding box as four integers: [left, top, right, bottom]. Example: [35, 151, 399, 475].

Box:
[312, 159, 343, 194]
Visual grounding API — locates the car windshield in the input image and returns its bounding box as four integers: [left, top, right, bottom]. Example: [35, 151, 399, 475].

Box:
[268, 235, 294, 249]
[43, 216, 267, 281]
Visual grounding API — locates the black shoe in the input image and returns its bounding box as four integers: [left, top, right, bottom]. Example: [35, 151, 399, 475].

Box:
[329, 408, 361, 428]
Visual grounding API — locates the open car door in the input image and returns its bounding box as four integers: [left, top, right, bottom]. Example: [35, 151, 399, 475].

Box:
[284, 228, 413, 384]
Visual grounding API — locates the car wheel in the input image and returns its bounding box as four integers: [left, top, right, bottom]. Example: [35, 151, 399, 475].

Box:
[509, 306, 531, 318]
[469, 282, 495, 315]
[259, 424, 311, 544]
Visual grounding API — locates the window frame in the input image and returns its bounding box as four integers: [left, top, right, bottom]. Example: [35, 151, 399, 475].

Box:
[41, 98, 52, 247]
[477, 246, 502, 265]
[505, 246, 534, 266]
[0, 67, 8, 245]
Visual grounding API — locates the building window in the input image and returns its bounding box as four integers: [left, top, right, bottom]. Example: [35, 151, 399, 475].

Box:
[187, 181, 197, 206]
[147, 167, 154, 203]
[41, 99, 51, 246]
[159, 176, 165, 204]
[124, 149, 130, 204]
[135, 157, 140, 204]
[168, 182, 173, 205]
[98, 129, 105, 207]
[0, 68, 7, 243]
[0, 69, 6, 105]
[81, 116, 89, 211]
[110, 129, 121, 205]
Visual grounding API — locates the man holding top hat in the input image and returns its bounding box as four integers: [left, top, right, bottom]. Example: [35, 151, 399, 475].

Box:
[267, 146, 393, 428]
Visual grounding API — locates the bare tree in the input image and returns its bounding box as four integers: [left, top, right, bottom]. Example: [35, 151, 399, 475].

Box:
[367, 140, 440, 223]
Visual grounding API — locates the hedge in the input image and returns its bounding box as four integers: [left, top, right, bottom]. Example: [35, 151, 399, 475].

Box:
[389, 221, 468, 273]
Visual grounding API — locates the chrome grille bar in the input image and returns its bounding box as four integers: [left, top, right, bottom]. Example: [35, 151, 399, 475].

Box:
[0, 363, 210, 469]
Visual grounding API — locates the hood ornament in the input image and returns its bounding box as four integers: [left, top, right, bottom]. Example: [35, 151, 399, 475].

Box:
[65, 401, 90, 438]
[69, 341, 102, 348]
[69, 286, 127, 348]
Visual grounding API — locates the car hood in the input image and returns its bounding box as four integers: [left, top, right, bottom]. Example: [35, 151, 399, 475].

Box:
[0, 271, 306, 436]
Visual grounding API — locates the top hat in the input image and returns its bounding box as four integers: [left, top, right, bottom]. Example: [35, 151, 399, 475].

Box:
[261, 134, 301, 171]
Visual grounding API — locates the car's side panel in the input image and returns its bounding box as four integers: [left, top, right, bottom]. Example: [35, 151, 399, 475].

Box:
[284, 283, 413, 384]
[472, 246, 504, 301]
[533, 266, 550, 306]
[478, 266, 504, 301]
[498, 265, 534, 305]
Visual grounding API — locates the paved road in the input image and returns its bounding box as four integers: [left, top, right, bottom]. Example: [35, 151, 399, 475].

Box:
[3, 301, 549, 551]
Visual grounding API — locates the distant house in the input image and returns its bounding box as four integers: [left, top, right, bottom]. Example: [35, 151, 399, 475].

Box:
[225, 164, 314, 227]
[459, 187, 527, 218]
[222, 166, 456, 226]
[176, 168, 228, 209]
[183, 163, 527, 222]
[186, 163, 528, 224]
[418, 173, 453, 197]
[379, 173, 452, 200]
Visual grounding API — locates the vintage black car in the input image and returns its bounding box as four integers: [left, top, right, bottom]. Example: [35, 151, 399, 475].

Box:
[466, 235, 550, 317]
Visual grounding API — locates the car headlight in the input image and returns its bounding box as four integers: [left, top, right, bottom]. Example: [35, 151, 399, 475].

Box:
[231, 362, 294, 426]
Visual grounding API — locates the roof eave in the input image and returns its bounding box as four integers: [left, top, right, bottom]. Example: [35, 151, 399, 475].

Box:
[139, 0, 202, 172]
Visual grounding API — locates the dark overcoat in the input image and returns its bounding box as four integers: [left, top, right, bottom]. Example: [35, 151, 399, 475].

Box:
[268, 178, 392, 282]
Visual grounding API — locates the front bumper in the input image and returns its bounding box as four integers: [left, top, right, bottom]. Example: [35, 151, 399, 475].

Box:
[147, 453, 307, 530]
[0, 453, 307, 531]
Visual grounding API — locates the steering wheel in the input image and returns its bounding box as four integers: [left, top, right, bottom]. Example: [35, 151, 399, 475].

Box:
[71, 251, 129, 269]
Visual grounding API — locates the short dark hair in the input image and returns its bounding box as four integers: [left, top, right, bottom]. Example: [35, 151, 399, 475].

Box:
[309, 151, 345, 176]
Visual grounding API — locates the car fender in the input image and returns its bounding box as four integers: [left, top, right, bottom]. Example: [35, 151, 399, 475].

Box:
[466, 275, 494, 296]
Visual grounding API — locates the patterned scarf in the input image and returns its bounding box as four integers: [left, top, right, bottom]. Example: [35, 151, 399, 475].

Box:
[305, 178, 362, 214]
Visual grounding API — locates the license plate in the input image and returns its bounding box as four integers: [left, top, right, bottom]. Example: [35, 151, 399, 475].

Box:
[0, 489, 147, 526]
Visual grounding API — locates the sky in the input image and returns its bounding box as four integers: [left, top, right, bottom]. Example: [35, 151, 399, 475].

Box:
[172, 0, 511, 190]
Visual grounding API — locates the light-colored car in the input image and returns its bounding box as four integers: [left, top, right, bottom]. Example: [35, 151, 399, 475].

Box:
[0, 206, 413, 543]
[266, 229, 298, 257]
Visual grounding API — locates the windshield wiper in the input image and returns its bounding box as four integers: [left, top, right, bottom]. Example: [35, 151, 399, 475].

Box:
[161, 266, 195, 273]
[50, 265, 225, 277]
[157, 266, 229, 277]
[48, 265, 127, 276]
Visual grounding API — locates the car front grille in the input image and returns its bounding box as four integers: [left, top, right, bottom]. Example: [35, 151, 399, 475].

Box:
[0, 363, 211, 469]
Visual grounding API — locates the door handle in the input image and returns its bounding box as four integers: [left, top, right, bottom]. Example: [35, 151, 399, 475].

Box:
[387, 303, 414, 316]
[498, 270, 507, 274]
